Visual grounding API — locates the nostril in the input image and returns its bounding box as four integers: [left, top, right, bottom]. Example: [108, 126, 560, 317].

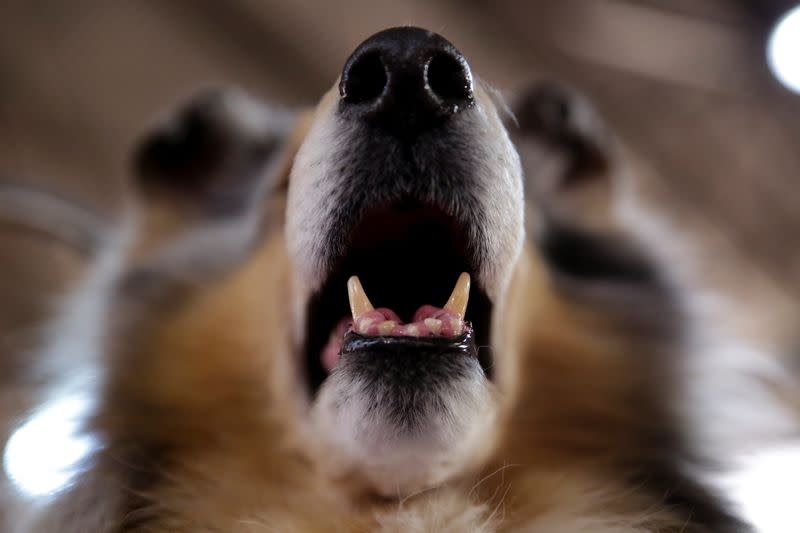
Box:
[340, 51, 388, 104]
[425, 52, 473, 104]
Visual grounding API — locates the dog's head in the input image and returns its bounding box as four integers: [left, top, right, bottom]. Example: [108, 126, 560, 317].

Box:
[284, 27, 523, 494]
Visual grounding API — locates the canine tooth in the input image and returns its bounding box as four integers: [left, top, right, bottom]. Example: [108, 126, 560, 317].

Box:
[378, 320, 396, 335]
[443, 272, 470, 318]
[424, 318, 442, 335]
[347, 276, 374, 319]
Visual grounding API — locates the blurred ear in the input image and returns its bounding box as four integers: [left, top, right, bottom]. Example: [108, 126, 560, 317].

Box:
[509, 80, 617, 233]
[508, 81, 666, 288]
[128, 88, 304, 277]
[134, 87, 295, 215]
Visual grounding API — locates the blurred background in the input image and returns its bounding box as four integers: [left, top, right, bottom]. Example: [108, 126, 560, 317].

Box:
[0, 0, 799, 531]
[2, 0, 800, 342]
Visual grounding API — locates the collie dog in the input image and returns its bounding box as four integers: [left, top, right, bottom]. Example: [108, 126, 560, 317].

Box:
[12, 27, 753, 532]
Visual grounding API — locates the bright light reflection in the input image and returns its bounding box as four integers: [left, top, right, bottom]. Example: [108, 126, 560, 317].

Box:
[768, 5, 800, 94]
[716, 443, 800, 533]
[3, 393, 97, 498]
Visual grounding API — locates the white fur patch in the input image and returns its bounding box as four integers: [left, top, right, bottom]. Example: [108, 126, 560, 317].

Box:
[310, 364, 496, 496]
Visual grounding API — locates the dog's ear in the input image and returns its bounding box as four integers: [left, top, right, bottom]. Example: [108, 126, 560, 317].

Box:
[127, 88, 302, 277]
[134, 88, 295, 213]
[508, 81, 663, 288]
[509, 80, 616, 232]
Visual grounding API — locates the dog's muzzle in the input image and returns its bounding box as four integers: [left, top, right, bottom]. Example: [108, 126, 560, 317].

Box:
[288, 25, 524, 495]
[289, 25, 525, 408]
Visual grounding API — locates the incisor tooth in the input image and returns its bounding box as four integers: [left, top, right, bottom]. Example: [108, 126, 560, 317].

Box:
[443, 272, 470, 317]
[424, 318, 442, 335]
[347, 276, 374, 319]
[378, 320, 396, 335]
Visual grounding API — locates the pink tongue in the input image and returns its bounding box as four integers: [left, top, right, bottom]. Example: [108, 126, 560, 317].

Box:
[321, 318, 353, 372]
[320, 304, 466, 372]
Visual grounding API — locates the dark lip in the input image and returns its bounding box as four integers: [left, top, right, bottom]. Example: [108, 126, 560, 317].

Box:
[341, 328, 478, 362]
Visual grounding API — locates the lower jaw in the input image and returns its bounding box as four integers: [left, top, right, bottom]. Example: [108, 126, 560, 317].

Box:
[307, 353, 497, 497]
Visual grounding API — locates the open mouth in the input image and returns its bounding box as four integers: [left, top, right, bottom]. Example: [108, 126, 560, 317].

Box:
[303, 201, 494, 393]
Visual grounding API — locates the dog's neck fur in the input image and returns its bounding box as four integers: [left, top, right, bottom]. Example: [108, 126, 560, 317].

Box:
[17, 228, 727, 532]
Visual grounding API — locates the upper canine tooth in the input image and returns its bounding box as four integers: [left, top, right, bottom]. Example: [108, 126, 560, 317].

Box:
[347, 276, 374, 319]
[443, 272, 470, 318]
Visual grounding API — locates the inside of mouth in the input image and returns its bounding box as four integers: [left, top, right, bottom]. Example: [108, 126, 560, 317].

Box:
[303, 202, 494, 394]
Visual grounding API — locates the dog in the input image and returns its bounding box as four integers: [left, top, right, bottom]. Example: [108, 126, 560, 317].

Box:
[7, 27, 753, 532]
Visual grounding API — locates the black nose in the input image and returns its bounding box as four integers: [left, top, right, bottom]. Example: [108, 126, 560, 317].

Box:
[339, 27, 474, 136]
